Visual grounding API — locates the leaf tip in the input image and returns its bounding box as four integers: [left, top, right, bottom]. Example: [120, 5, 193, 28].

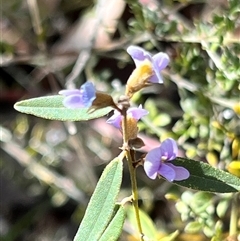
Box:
[13, 101, 21, 111]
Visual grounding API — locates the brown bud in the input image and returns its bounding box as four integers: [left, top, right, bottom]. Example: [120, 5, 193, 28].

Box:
[125, 60, 154, 98]
[88, 92, 117, 113]
[124, 116, 139, 140]
[129, 137, 145, 149]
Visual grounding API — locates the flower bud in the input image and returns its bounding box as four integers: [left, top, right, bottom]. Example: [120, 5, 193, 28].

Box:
[125, 60, 154, 98]
[129, 137, 145, 149]
[125, 116, 139, 140]
[227, 161, 240, 177]
[126, 45, 170, 98]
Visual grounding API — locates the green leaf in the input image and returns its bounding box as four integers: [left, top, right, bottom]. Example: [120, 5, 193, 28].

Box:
[173, 158, 240, 193]
[99, 205, 125, 241]
[153, 113, 171, 127]
[185, 221, 203, 233]
[216, 198, 230, 218]
[14, 96, 113, 121]
[159, 230, 180, 241]
[74, 156, 123, 241]
[126, 206, 158, 240]
[190, 192, 212, 214]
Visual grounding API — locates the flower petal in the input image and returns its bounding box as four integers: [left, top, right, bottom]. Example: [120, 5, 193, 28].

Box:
[149, 52, 169, 84]
[81, 82, 96, 106]
[106, 111, 122, 129]
[149, 73, 162, 84]
[59, 89, 81, 96]
[165, 163, 190, 181]
[127, 45, 151, 66]
[107, 105, 148, 129]
[63, 95, 86, 108]
[59, 82, 96, 109]
[128, 105, 149, 120]
[81, 82, 96, 98]
[152, 52, 170, 70]
[158, 163, 176, 182]
[145, 146, 162, 163]
[144, 147, 162, 179]
[160, 138, 178, 160]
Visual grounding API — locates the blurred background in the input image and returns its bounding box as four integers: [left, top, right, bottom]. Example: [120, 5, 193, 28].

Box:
[1, 0, 239, 240]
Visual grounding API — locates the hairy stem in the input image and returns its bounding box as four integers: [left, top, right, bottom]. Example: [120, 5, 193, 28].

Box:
[121, 107, 144, 241]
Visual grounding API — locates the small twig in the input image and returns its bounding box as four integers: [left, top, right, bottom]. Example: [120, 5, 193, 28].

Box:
[65, 0, 111, 89]
[2, 141, 85, 203]
[27, 0, 46, 52]
[65, 50, 92, 89]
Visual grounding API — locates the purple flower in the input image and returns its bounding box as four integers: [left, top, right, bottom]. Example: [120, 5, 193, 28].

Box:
[144, 138, 190, 182]
[106, 105, 149, 129]
[59, 82, 96, 109]
[127, 45, 170, 84]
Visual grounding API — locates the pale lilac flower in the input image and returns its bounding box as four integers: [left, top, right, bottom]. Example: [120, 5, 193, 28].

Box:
[144, 138, 190, 182]
[106, 105, 148, 129]
[127, 45, 170, 84]
[59, 82, 96, 109]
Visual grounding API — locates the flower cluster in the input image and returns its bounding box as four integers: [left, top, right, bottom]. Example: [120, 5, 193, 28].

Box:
[127, 45, 169, 84]
[106, 105, 149, 140]
[125, 46, 170, 97]
[59, 82, 116, 111]
[59, 82, 96, 109]
[59, 45, 189, 182]
[144, 138, 190, 181]
[106, 105, 148, 129]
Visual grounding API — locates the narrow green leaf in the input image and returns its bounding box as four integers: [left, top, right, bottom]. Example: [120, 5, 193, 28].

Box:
[99, 205, 125, 241]
[185, 221, 203, 233]
[126, 206, 158, 240]
[74, 156, 123, 241]
[216, 199, 229, 218]
[14, 96, 113, 121]
[159, 230, 180, 241]
[173, 158, 240, 193]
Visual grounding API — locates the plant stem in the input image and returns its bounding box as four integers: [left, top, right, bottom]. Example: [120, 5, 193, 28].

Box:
[229, 193, 239, 237]
[126, 150, 144, 239]
[121, 107, 144, 241]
